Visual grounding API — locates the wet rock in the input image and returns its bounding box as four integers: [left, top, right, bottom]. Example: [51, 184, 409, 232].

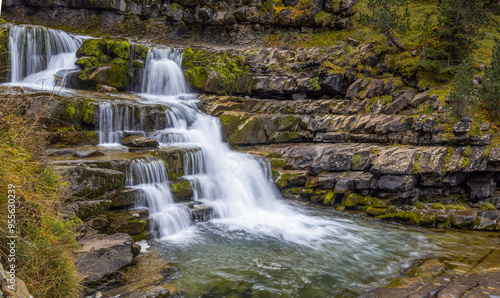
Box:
[77, 233, 135, 283]
[120, 135, 159, 148]
[170, 179, 194, 201]
[97, 84, 118, 93]
[105, 210, 150, 236]
[73, 150, 105, 158]
[275, 170, 308, 188]
[377, 175, 417, 192]
[451, 210, 478, 229]
[191, 205, 214, 222]
[489, 148, 500, 163]
[154, 147, 201, 179]
[111, 188, 138, 208]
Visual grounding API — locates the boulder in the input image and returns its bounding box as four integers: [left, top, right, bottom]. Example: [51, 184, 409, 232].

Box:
[170, 179, 194, 201]
[105, 210, 150, 236]
[453, 120, 472, 135]
[410, 90, 430, 107]
[451, 210, 478, 229]
[1, 263, 33, 298]
[377, 175, 417, 192]
[383, 89, 415, 114]
[76, 233, 135, 283]
[191, 205, 214, 222]
[120, 135, 159, 148]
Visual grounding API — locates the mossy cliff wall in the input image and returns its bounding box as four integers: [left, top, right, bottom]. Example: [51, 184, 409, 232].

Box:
[3, 0, 357, 45]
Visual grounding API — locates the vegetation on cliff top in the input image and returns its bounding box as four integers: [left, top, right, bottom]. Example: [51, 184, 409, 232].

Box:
[0, 89, 81, 297]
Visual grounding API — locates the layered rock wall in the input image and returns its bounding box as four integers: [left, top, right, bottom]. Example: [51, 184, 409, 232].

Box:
[3, 0, 357, 44]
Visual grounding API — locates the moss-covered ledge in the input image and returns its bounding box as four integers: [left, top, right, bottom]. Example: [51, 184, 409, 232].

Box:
[182, 48, 254, 95]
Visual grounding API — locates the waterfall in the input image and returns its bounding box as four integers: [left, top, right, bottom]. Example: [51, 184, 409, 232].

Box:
[135, 48, 188, 96]
[6, 25, 359, 245]
[8, 25, 83, 88]
[127, 157, 192, 238]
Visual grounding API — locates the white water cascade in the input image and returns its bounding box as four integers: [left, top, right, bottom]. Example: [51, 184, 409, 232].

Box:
[9, 25, 83, 88]
[5, 25, 396, 247]
[126, 157, 192, 237]
[131, 49, 341, 245]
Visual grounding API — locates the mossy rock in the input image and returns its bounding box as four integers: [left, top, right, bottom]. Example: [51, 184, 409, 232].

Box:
[420, 213, 437, 227]
[182, 48, 254, 94]
[378, 211, 422, 226]
[269, 158, 286, 169]
[170, 180, 194, 202]
[47, 131, 99, 147]
[341, 193, 359, 207]
[69, 200, 112, 221]
[105, 210, 150, 236]
[323, 190, 336, 205]
[366, 206, 387, 216]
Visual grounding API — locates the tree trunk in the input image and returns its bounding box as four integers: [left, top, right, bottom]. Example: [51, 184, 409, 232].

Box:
[385, 32, 405, 51]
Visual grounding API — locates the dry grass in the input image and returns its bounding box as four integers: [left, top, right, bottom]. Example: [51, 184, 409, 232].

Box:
[0, 87, 82, 297]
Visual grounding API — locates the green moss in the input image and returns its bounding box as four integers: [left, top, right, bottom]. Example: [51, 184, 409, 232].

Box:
[323, 190, 336, 205]
[414, 201, 425, 209]
[270, 158, 286, 169]
[461, 157, 470, 169]
[169, 180, 193, 201]
[412, 153, 420, 174]
[341, 193, 359, 207]
[442, 146, 454, 174]
[350, 154, 362, 169]
[431, 203, 445, 210]
[420, 213, 436, 227]
[82, 102, 95, 125]
[356, 195, 374, 206]
[182, 48, 253, 94]
[378, 211, 421, 226]
[366, 206, 387, 216]
[64, 103, 76, 120]
[444, 204, 466, 210]
[462, 146, 472, 157]
[479, 202, 496, 211]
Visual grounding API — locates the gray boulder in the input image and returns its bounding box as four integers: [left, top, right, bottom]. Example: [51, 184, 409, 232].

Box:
[76, 233, 136, 283]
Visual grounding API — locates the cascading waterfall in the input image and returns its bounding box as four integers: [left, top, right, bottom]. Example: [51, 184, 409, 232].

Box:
[127, 157, 192, 238]
[9, 25, 83, 88]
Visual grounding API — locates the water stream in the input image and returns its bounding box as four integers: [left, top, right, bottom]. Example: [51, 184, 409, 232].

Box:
[6, 24, 499, 297]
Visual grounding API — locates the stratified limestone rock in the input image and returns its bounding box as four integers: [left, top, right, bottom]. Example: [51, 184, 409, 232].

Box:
[120, 135, 159, 148]
[76, 233, 136, 283]
[371, 147, 418, 176]
[55, 166, 126, 198]
[377, 175, 417, 192]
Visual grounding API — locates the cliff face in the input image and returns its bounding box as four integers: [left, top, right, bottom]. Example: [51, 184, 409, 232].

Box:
[3, 0, 357, 45]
